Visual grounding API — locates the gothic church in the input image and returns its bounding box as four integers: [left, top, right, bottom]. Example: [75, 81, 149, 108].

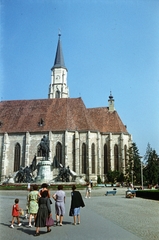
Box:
[0, 35, 132, 183]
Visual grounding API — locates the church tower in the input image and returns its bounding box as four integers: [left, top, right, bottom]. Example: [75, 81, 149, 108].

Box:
[48, 34, 69, 99]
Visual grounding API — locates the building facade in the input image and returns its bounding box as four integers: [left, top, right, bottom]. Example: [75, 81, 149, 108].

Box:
[0, 35, 132, 183]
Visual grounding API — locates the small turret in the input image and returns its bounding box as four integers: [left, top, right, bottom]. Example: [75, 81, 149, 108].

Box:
[108, 91, 115, 111]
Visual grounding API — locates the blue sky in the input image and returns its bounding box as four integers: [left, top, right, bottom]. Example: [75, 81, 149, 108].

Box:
[0, 0, 159, 157]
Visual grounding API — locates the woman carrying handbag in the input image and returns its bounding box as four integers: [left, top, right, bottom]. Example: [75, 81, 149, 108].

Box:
[34, 190, 53, 236]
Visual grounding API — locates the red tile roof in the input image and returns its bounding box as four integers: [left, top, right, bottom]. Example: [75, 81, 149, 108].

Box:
[87, 107, 128, 133]
[0, 98, 128, 134]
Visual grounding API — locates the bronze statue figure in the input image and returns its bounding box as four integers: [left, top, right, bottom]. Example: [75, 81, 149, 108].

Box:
[39, 135, 50, 160]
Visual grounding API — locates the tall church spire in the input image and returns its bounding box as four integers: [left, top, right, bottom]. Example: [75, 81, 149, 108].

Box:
[52, 33, 66, 70]
[48, 34, 69, 99]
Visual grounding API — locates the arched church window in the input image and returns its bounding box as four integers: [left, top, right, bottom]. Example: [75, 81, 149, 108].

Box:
[124, 145, 127, 168]
[82, 143, 87, 174]
[104, 144, 109, 173]
[56, 142, 62, 165]
[72, 135, 75, 171]
[56, 89, 60, 98]
[114, 144, 119, 171]
[91, 143, 95, 174]
[14, 143, 21, 172]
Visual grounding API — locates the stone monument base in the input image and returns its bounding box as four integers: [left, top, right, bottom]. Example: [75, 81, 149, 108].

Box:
[36, 160, 52, 183]
[75, 175, 86, 184]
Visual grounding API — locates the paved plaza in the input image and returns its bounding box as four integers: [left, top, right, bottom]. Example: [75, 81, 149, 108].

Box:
[0, 187, 158, 240]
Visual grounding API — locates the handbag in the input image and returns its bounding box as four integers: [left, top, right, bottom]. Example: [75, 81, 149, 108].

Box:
[69, 208, 74, 217]
[46, 217, 54, 227]
[19, 209, 24, 216]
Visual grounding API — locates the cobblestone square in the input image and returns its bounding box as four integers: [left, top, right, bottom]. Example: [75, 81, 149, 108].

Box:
[0, 187, 158, 240]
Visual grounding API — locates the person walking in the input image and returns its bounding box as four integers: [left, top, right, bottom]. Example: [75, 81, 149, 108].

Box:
[70, 185, 85, 225]
[28, 184, 39, 227]
[85, 182, 92, 198]
[52, 185, 65, 226]
[34, 190, 52, 236]
[25, 185, 32, 219]
[10, 198, 22, 228]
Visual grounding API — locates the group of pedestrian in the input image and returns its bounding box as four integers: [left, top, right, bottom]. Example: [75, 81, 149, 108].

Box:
[10, 183, 85, 236]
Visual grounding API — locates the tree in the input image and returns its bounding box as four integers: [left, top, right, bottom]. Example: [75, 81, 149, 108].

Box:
[125, 142, 141, 185]
[144, 143, 159, 185]
[106, 170, 124, 183]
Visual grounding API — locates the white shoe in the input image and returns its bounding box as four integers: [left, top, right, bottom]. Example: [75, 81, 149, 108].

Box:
[18, 223, 22, 226]
[29, 224, 32, 227]
[10, 225, 14, 228]
[85, 197, 87, 198]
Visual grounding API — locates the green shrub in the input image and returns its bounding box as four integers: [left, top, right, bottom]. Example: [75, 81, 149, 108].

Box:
[97, 175, 102, 184]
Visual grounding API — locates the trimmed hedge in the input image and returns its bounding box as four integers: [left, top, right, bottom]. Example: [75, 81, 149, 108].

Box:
[136, 190, 159, 201]
[0, 183, 86, 191]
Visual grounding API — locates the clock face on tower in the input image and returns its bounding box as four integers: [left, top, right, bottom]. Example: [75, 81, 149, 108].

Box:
[56, 75, 60, 80]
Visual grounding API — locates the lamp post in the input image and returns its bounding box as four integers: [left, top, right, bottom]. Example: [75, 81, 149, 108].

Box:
[140, 156, 143, 189]
[131, 170, 133, 188]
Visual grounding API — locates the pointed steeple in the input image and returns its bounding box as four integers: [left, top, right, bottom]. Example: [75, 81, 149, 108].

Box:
[51, 33, 66, 70]
[48, 34, 69, 99]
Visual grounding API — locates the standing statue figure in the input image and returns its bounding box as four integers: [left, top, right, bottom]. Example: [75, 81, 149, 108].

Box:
[15, 166, 32, 183]
[58, 165, 71, 182]
[16, 167, 25, 183]
[39, 135, 50, 160]
[65, 166, 71, 182]
[24, 166, 32, 183]
[14, 156, 37, 183]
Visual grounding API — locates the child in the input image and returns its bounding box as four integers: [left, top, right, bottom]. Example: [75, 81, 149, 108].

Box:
[10, 198, 22, 228]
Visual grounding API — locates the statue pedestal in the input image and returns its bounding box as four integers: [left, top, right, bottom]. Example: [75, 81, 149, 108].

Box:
[36, 160, 52, 183]
[75, 175, 86, 184]
[8, 177, 15, 183]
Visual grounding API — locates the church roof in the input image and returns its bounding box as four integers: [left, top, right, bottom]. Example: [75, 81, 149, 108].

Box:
[87, 107, 127, 133]
[0, 98, 128, 134]
[51, 34, 66, 70]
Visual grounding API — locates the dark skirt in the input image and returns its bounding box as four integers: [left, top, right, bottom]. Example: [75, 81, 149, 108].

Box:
[35, 204, 49, 227]
[35, 198, 51, 227]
